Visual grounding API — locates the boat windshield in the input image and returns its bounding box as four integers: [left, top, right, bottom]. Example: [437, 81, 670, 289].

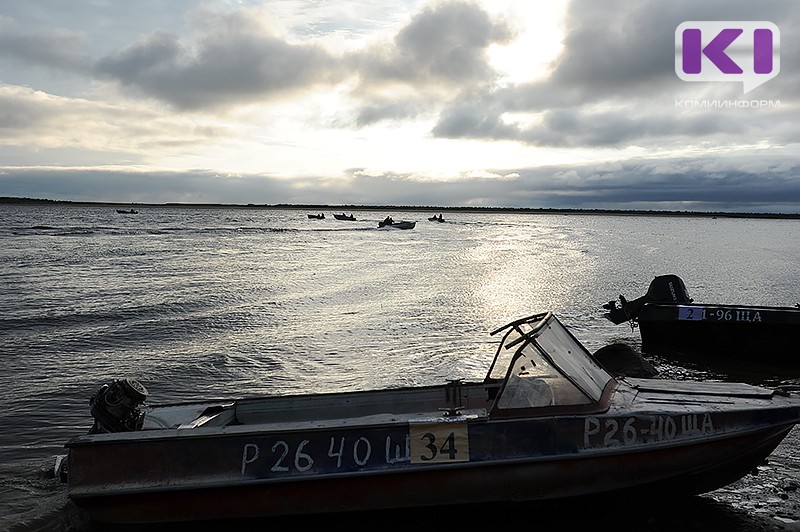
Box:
[491, 314, 612, 411]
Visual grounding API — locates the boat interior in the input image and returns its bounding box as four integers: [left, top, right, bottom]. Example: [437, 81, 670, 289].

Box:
[82, 313, 614, 438]
[120, 314, 613, 434]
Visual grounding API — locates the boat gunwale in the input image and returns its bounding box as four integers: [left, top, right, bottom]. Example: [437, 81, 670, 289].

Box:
[64, 408, 491, 446]
[64, 390, 800, 448]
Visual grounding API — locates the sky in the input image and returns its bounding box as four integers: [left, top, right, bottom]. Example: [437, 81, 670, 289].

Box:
[1, 0, 799, 212]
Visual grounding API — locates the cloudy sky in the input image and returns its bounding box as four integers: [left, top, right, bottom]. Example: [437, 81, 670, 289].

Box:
[1, 0, 799, 212]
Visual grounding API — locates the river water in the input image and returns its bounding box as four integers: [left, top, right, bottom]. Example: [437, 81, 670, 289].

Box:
[2, 204, 800, 530]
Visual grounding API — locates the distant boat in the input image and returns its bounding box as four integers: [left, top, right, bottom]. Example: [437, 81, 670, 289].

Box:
[428, 214, 445, 222]
[333, 213, 356, 221]
[378, 219, 415, 230]
[307, 213, 325, 219]
[116, 209, 138, 214]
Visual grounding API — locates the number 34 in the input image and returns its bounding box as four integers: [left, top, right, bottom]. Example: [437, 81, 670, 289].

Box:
[409, 422, 470, 464]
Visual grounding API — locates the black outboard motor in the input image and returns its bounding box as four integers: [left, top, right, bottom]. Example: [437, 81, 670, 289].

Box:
[88, 378, 148, 434]
[603, 274, 692, 324]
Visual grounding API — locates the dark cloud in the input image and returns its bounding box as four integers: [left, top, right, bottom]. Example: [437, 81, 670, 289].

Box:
[433, 83, 800, 147]
[535, 160, 800, 207]
[521, 104, 796, 148]
[94, 11, 345, 110]
[350, 1, 513, 125]
[354, 101, 428, 127]
[389, 1, 513, 85]
[431, 100, 515, 139]
[551, 2, 675, 94]
[0, 25, 89, 72]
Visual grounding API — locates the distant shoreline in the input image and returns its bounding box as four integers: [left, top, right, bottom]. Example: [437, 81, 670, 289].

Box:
[2, 196, 799, 220]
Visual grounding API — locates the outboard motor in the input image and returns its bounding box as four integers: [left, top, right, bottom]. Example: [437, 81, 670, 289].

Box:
[88, 378, 148, 434]
[603, 274, 692, 324]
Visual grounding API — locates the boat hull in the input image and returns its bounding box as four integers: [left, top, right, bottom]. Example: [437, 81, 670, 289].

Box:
[378, 221, 416, 229]
[637, 303, 800, 362]
[68, 422, 792, 524]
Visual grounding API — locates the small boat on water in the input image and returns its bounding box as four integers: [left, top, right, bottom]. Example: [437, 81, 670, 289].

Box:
[428, 214, 445, 222]
[58, 312, 800, 525]
[378, 217, 415, 229]
[307, 213, 325, 219]
[333, 213, 356, 221]
[116, 209, 138, 214]
[602, 274, 800, 363]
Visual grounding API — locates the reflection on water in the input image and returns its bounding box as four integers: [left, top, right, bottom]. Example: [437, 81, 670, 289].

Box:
[1, 204, 800, 530]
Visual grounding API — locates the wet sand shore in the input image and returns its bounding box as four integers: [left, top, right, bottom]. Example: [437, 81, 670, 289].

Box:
[702, 425, 800, 531]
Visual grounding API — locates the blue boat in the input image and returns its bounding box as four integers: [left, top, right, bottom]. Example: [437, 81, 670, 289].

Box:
[59, 312, 800, 525]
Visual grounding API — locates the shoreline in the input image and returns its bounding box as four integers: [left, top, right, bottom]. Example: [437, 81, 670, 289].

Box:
[2, 196, 799, 220]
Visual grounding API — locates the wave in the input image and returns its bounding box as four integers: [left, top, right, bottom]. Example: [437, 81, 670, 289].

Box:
[0, 299, 208, 334]
[6, 225, 394, 238]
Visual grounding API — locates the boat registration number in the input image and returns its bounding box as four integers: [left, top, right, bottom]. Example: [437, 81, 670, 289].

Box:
[584, 413, 714, 448]
[239, 420, 471, 477]
[678, 306, 763, 322]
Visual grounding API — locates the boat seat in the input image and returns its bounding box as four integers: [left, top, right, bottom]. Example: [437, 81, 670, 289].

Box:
[177, 405, 237, 429]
